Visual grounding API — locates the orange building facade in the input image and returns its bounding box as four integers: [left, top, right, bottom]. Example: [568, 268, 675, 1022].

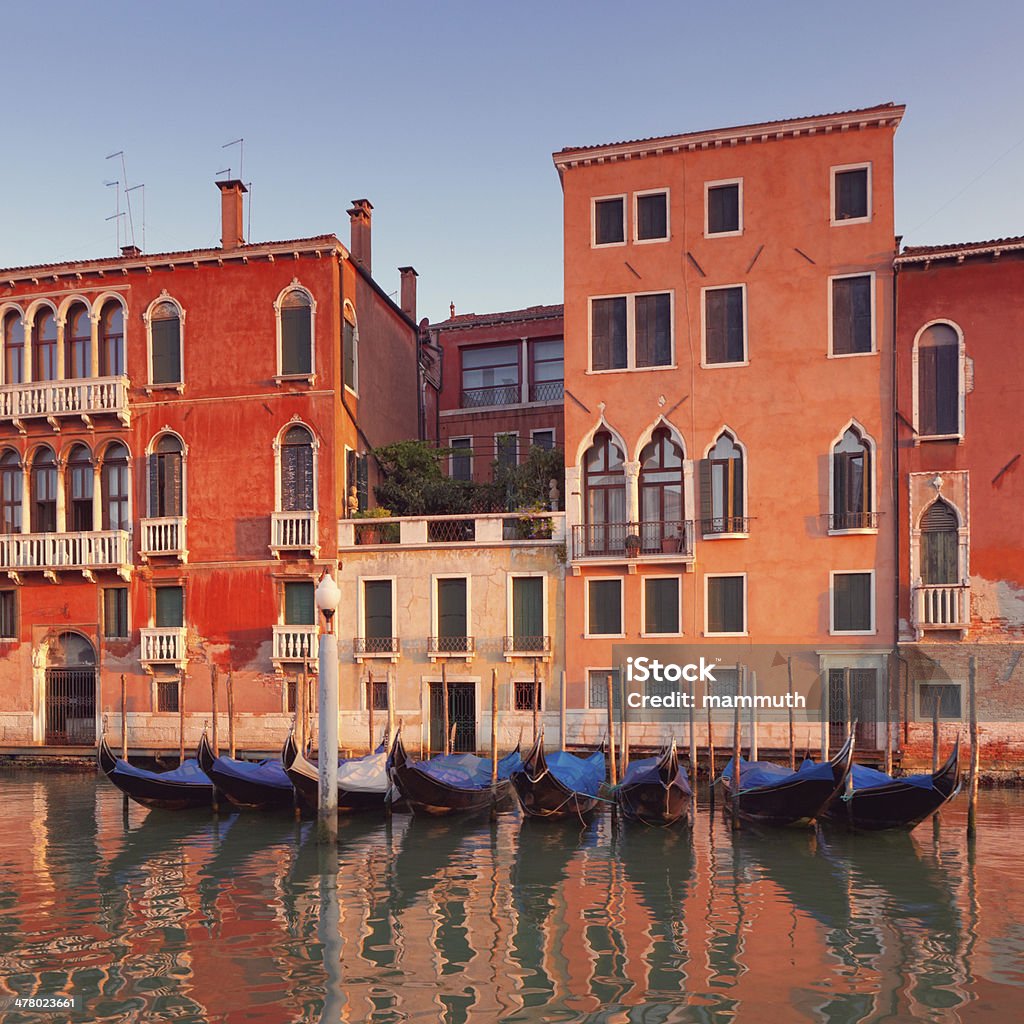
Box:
[895, 236, 1024, 768]
[0, 184, 421, 751]
[555, 105, 904, 753]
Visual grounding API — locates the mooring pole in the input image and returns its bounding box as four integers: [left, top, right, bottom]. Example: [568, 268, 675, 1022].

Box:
[532, 659, 540, 744]
[368, 669, 375, 754]
[178, 675, 186, 765]
[844, 667, 852, 744]
[490, 668, 499, 820]
[211, 665, 219, 757]
[620, 669, 629, 776]
[884, 660, 893, 777]
[732, 685, 741, 831]
[749, 669, 759, 763]
[968, 655, 979, 840]
[386, 668, 395, 752]
[932, 688, 941, 773]
[707, 696, 716, 811]
[688, 674, 697, 786]
[227, 670, 236, 759]
[787, 657, 795, 771]
[559, 670, 567, 750]
[120, 673, 128, 760]
[442, 661, 450, 756]
[606, 673, 617, 786]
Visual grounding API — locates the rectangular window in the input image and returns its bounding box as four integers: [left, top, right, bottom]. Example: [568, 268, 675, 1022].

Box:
[634, 293, 672, 368]
[103, 588, 129, 639]
[461, 343, 520, 407]
[495, 433, 518, 471]
[591, 297, 628, 371]
[343, 318, 357, 392]
[157, 679, 180, 713]
[363, 579, 393, 642]
[706, 575, 745, 635]
[366, 678, 389, 711]
[703, 286, 746, 365]
[287, 677, 298, 713]
[437, 577, 469, 642]
[635, 191, 668, 241]
[588, 668, 622, 710]
[511, 576, 544, 647]
[919, 682, 963, 721]
[833, 166, 870, 222]
[514, 679, 541, 712]
[151, 319, 182, 384]
[832, 572, 874, 633]
[449, 437, 472, 481]
[644, 577, 680, 635]
[529, 338, 563, 401]
[0, 591, 15, 639]
[154, 586, 184, 628]
[706, 665, 740, 718]
[284, 581, 315, 626]
[594, 196, 625, 245]
[706, 181, 741, 235]
[530, 429, 555, 451]
[587, 578, 623, 636]
[831, 275, 873, 355]
[281, 307, 312, 375]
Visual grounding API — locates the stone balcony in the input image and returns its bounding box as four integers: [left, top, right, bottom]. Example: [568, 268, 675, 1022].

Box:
[271, 510, 319, 557]
[272, 625, 319, 672]
[140, 517, 188, 562]
[0, 529, 131, 583]
[338, 511, 565, 549]
[913, 583, 970, 639]
[0, 376, 130, 430]
[140, 627, 188, 670]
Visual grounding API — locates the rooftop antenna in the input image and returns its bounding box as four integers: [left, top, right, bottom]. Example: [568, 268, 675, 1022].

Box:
[104, 179, 122, 251]
[126, 183, 146, 252]
[246, 181, 253, 243]
[106, 151, 137, 249]
[222, 138, 244, 182]
[217, 166, 232, 180]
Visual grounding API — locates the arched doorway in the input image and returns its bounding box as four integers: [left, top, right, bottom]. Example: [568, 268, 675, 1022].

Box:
[45, 633, 96, 745]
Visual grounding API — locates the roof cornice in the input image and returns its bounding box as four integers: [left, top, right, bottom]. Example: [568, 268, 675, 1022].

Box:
[896, 237, 1024, 266]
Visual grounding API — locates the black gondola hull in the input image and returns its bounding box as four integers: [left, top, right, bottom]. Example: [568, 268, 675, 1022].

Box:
[510, 736, 602, 820]
[616, 744, 692, 827]
[98, 736, 214, 811]
[280, 733, 391, 814]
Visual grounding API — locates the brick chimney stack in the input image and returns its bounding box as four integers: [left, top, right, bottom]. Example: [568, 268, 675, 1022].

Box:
[347, 199, 373, 273]
[399, 266, 418, 322]
[217, 179, 248, 249]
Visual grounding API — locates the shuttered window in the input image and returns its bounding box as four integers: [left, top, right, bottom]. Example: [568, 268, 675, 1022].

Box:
[150, 303, 182, 385]
[66, 446, 94, 532]
[450, 438, 472, 481]
[512, 577, 544, 643]
[31, 449, 57, 533]
[706, 575, 745, 635]
[704, 287, 745, 364]
[918, 324, 960, 436]
[149, 435, 184, 517]
[634, 293, 672, 367]
[834, 167, 869, 221]
[594, 197, 625, 245]
[591, 297, 627, 371]
[281, 291, 312, 375]
[281, 426, 314, 511]
[700, 432, 744, 534]
[636, 192, 668, 240]
[363, 580, 393, 639]
[587, 578, 623, 636]
[0, 591, 15, 639]
[155, 586, 184, 628]
[920, 500, 959, 584]
[832, 427, 871, 528]
[645, 577, 680, 635]
[343, 317, 357, 391]
[284, 582, 315, 625]
[102, 443, 130, 532]
[0, 452, 21, 535]
[103, 588, 129, 639]
[832, 572, 872, 633]
[437, 578, 468, 639]
[707, 183, 740, 234]
[832, 276, 873, 355]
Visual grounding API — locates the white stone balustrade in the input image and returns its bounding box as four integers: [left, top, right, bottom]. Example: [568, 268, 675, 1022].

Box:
[0, 376, 130, 424]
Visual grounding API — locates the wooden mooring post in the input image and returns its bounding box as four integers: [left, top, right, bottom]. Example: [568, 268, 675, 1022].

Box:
[178, 676, 186, 765]
[731, 686, 741, 831]
[707, 696, 715, 811]
[227, 670, 236, 759]
[211, 665, 219, 756]
[787, 658, 795, 771]
[491, 668, 499, 820]
[968, 656, 979, 840]
[559, 670, 567, 750]
[606, 673, 617, 786]
[120, 674, 128, 760]
[442, 661, 450, 755]
[533, 660, 540, 745]
[619, 670, 629, 777]
[368, 669, 376, 754]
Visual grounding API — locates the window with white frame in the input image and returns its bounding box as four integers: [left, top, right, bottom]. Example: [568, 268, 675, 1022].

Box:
[702, 286, 746, 365]
[2, 309, 25, 385]
[916, 322, 962, 438]
[149, 434, 184, 518]
[449, 437, 472, 481]
[342, 305, 358, 393]
[278, 287, 314, 377]
[0, 590, 16, 639]
[831, 571, 874, 634]
[280, 425, 315, 511]
[830, 274, 874, 355]
[587, 577, 624, 636]
[705, 180, 742, 236]
[919, 499, 960, 584]
[147, 298, 182, 386]
[593, 196, 626, 246]
[588, 668, 622, 710]
[510, 575, 545, 651]
[434, 576, 470, 653]
[832, 164, 871, 224]
[635, 190, 669, 242]
[99, 299, 125, 377]
[918, 681, 963, 721]
[284, 580, 315, 626]
[361, 578, 395, 653]
[705, 574, 746, 635]
[103, 587, 129, 640]
[643, 576, 681, 636]
[700, 431, 745, 535]
[831, 425, 873, 530]
[530, 429, 555, 451]
[590, 292, 672, 371]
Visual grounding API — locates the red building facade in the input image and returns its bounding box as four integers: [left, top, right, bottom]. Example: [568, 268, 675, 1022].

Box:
[0, 184, 420, 751]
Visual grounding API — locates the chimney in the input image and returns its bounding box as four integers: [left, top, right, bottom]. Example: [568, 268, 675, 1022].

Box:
[398, 266, 418, 322]
[347, 199, 373, 272]
[217, 179, 248, 249]
[120, 244, 141, 258]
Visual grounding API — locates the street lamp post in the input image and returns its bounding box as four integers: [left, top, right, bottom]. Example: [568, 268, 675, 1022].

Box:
[315, 571, 341, 843]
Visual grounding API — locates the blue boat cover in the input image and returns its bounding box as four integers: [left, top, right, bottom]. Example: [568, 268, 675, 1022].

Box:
[112, 757, 211, 786]
[546, 749, 605, 797]
[721, 756, 833, 793]
[417, 749, 524, 789]
[850, 764, 935, 792]
[620, 755, 690, 791]
[213, 756, 292, 790]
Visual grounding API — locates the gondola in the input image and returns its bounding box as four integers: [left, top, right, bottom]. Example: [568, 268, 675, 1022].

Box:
[614, 741, 692, 826]
[98, 734, 214, 810]
[719, 734, 855, 827]
[822, 740, 960, 831]
[196, 732, 294, 811]
[388, 731, 523, 817]
[280, 731, 392, 814]
[510, 730, 606, 820]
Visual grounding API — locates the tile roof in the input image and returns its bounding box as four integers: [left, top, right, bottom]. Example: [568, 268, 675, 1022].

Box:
[896, 236, 1024, 264]
[554, 103, 904, 164]
[430, 303, 564, 331]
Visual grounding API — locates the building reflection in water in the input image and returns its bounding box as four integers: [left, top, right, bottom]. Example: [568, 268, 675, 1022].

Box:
[2, 773, 1021, 1022]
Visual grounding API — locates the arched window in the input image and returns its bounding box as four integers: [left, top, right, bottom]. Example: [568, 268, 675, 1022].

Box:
[149, 299, 182, 385]
[917, 323, 961, 437]
[149, 434, 184, 517]
[279, 288, 313, 377]
[32, 308, 58, 382]
[280, 425, 314, 511]
[832, 426, 873, 530]
[65, 304, 91, 380]
[101, 442, 130, 531]
[583, 430, 626, 555]
[66, 444, 94, 532]
[701, 431, 745, 535]
[639, 427, 685, 551]
[343, 304, 358, 392]
[99, 300, 125, 377]
[920, 499, 959, 585]
[0, 450, 22, 534]
[31, 447, 57, 533]
[3, 310, 25, 385]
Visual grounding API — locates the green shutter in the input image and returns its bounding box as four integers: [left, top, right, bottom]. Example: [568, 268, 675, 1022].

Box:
[512, 577, 543, 641]
[151, 319, 181, 384]
[437, 578, 467, 638]
[285, 582, 315, 625]
[364, 580, 392, 639]
[282, 307, 312, 375]
[155, 587, 184, 627]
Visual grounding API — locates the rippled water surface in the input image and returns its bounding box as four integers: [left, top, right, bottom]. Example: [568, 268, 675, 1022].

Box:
[1, 771, 1022, 1022]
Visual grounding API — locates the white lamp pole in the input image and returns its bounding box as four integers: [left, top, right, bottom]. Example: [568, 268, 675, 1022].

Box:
[315, 571, 341, 843]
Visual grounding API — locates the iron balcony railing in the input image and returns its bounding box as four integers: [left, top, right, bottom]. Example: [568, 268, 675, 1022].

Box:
[0, 375, 130, 425]
[503, 635, 551, 655]
[828, 511, 878, 531]
[460, 383, 521, 409]
[428, 635, 476, 656]
[571, 520, 694, 559]
[353, 636, 400, 655]
[914, 583, 970, 630]
[700, 516, 751, 536]
[529, 380, 564, 403]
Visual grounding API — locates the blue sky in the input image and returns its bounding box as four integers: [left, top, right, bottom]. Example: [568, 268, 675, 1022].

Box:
[1, 1, 1021, 323]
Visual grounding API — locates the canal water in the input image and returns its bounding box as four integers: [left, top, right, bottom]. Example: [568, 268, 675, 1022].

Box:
[1, 771, 1021, 1023]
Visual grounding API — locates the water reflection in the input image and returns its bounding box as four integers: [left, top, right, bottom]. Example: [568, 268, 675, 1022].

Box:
[0, 772, 1022, 1022]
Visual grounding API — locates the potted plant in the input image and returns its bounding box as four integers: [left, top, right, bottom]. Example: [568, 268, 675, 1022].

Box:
[625, 533, 642, 557]
[353, 506, 393, 545]
[661, 526, 683, 553]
